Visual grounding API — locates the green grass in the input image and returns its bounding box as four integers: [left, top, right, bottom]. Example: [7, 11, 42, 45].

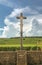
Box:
[0, 37, 42, 48]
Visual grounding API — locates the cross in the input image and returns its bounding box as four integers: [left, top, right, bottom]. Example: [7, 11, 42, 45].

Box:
[16, 13, 27, 50]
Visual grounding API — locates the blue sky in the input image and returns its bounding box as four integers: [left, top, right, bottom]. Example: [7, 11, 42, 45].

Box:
[0, 0, 42, 38]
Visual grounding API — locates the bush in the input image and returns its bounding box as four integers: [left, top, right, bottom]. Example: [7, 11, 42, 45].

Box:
[0, 47, 41, 51]
[32, 46, 41, 50]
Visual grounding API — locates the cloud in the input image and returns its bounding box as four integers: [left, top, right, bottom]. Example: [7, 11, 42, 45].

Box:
[23, 7, 39, 15]
[2, 17, 32, 38]
[29, 18, 42, 36]
[0, 7, 42, 38]
[0, 0, 15, 8]
[9, 8, 24, 18]
[8, 7, 39, 18]
[0, 28, 4, 30]
[36, 6, 42, 11]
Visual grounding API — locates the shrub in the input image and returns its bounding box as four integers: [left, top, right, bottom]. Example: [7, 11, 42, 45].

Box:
[32, 46, 41, 50]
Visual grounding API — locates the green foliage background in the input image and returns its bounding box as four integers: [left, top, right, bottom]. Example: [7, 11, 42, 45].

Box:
[0, 37, 42, 51]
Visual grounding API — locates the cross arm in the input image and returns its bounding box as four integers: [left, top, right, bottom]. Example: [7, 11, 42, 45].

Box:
[16, 16, 27, 19]
[16, 16, 20, 19]
[23, 17, 27, 19]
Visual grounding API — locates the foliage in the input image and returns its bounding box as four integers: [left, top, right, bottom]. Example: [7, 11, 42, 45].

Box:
[0, 37, 42, 51]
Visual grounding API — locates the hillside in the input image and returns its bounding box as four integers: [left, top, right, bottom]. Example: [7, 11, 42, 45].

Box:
[0, 37, 42, 47]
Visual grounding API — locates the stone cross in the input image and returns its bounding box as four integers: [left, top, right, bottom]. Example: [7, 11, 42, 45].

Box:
[16, 13, 27, 50]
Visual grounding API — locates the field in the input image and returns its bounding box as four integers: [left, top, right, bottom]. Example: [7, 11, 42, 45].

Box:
[0, 37, 42, 48]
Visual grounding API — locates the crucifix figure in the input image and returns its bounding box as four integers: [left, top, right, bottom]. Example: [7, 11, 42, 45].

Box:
[16, 13, 27, 50]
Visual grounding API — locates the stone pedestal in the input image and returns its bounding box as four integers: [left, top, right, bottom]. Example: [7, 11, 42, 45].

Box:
[17, 50, 27, 65]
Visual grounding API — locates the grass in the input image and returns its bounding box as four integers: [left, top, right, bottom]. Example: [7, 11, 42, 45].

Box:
[0, 37, 42, 51]
[0, 37, 42, 48]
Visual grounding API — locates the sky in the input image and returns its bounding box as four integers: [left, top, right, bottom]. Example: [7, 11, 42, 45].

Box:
[0, 0, 42, 38]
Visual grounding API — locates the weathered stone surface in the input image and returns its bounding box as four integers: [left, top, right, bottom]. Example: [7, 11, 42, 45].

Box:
[0, 51, 17, 65]
[17, 50, 27, 65]
[0, 51, 42, 65]
[27, 51, 42, 65]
